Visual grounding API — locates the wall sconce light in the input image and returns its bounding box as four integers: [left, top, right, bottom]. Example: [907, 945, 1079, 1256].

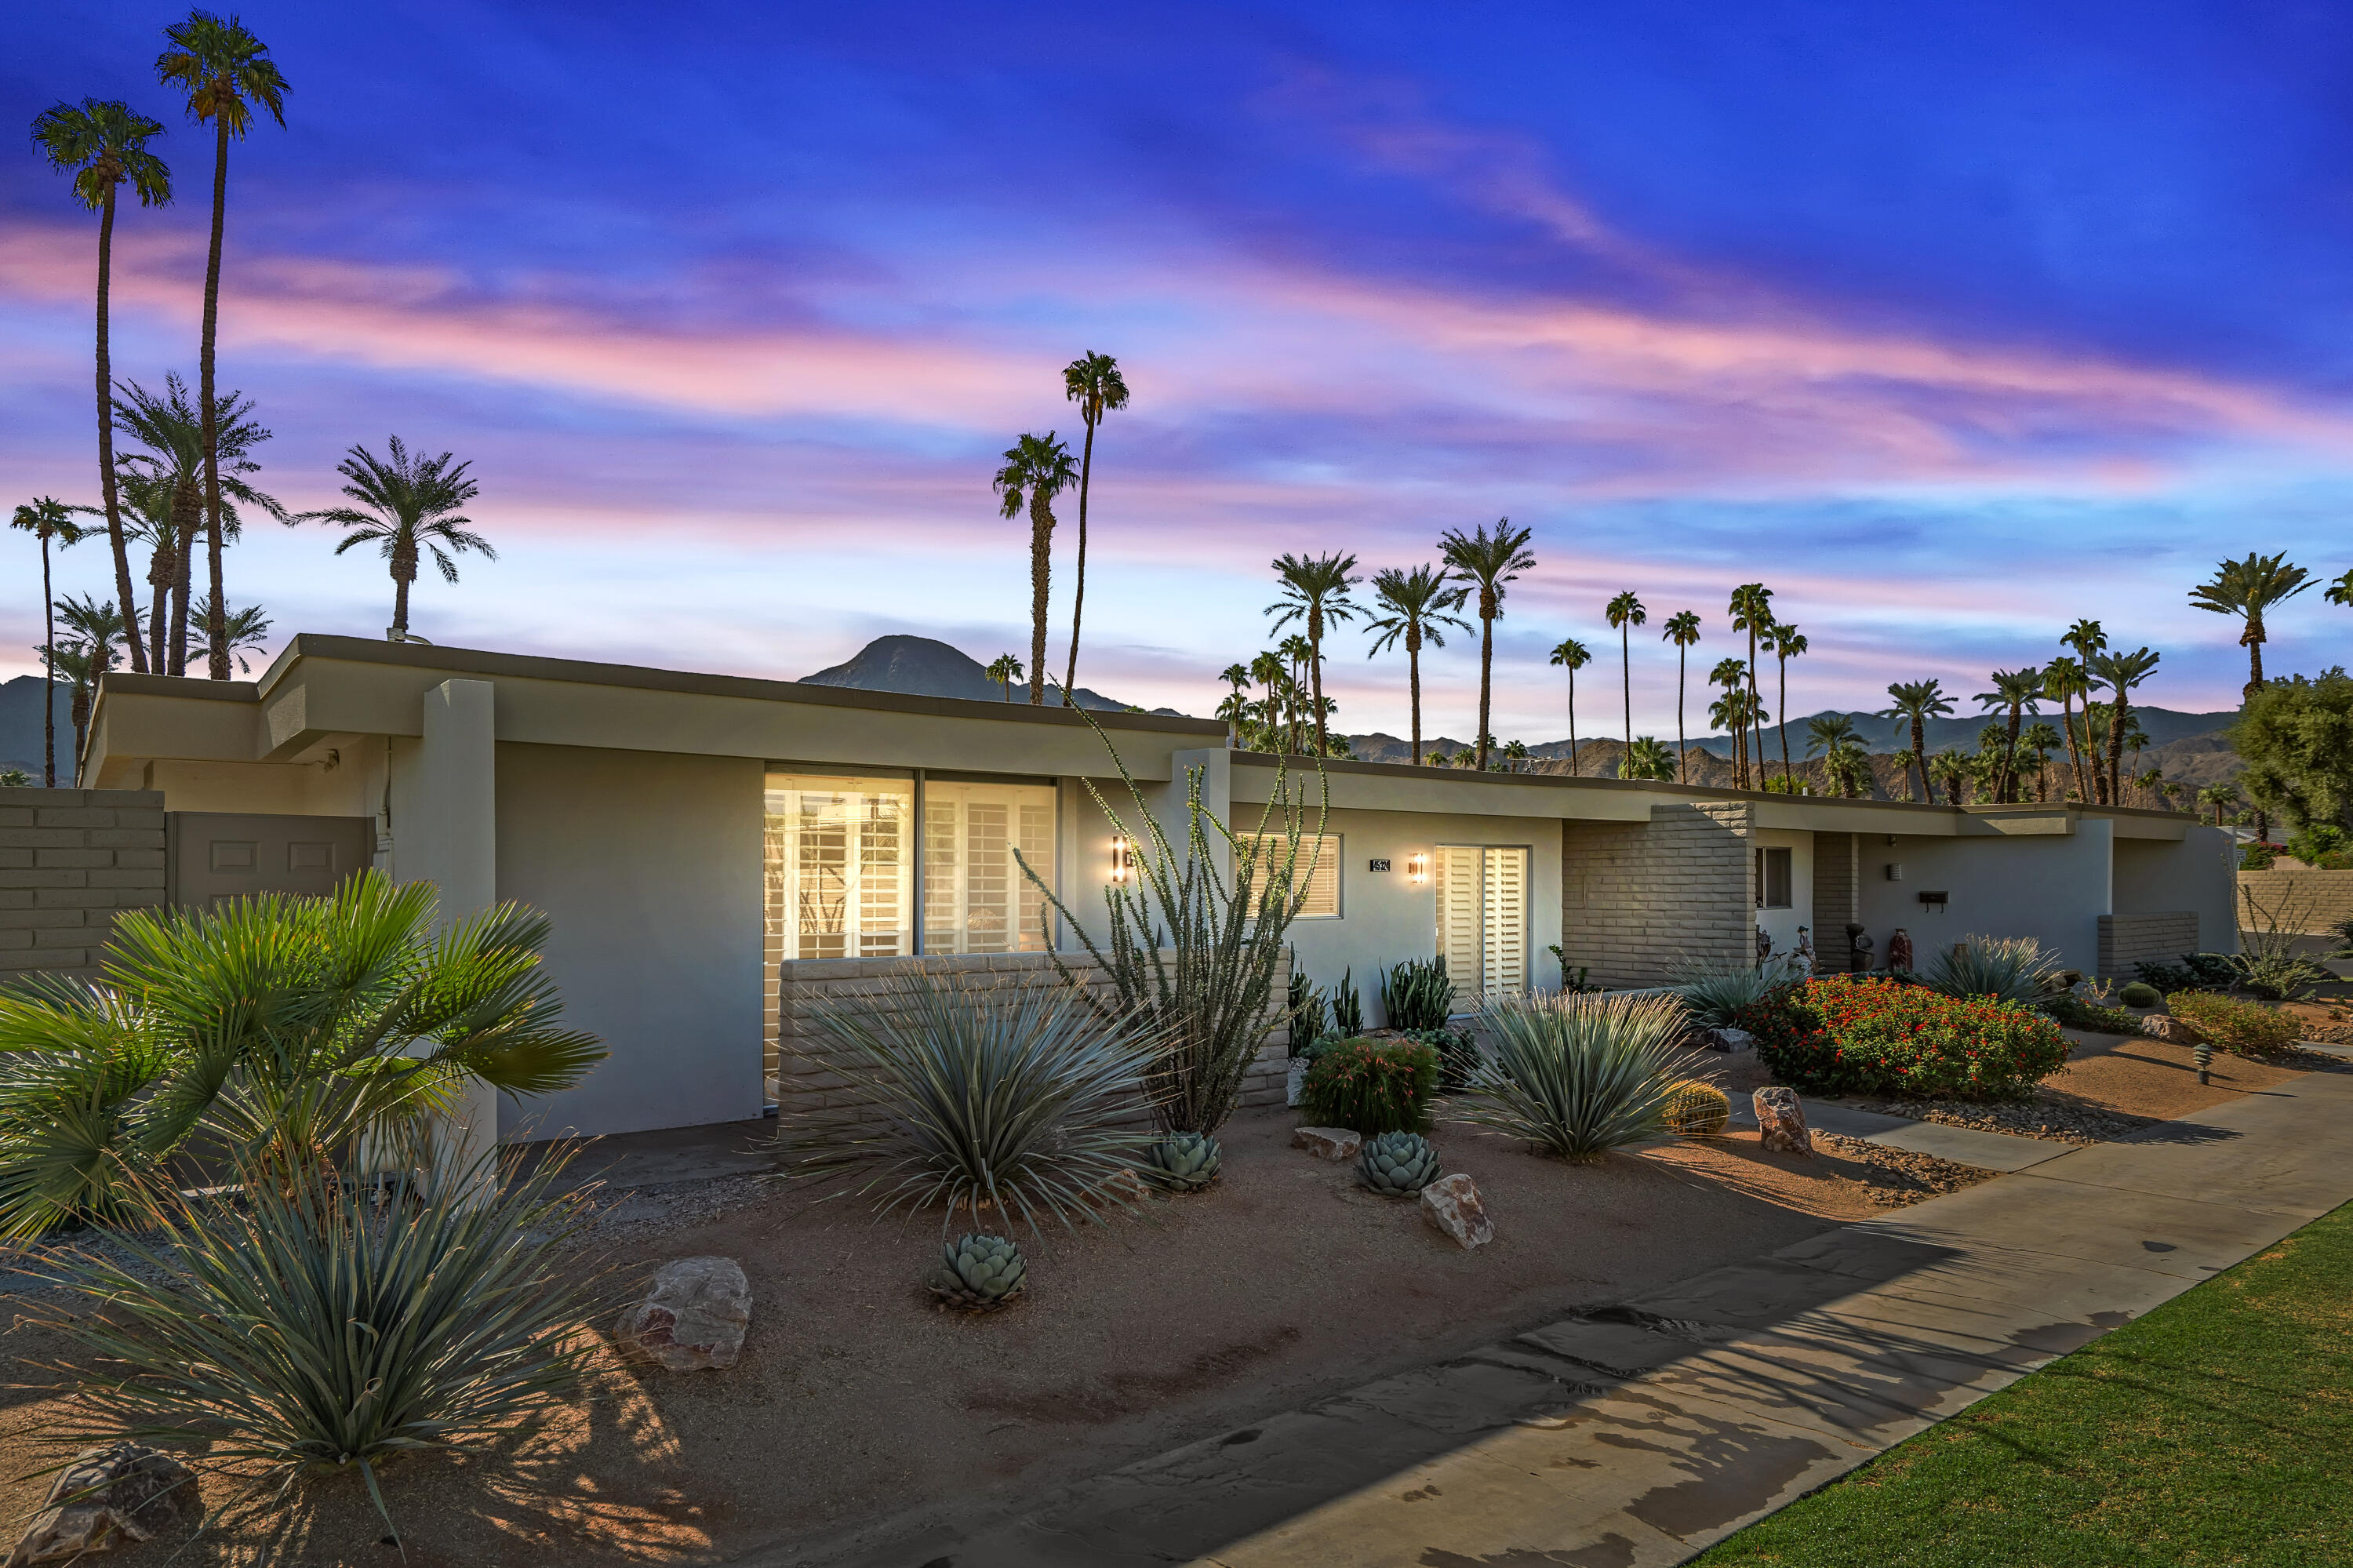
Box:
[1406, 852, 1429, 884]
[1110, 835, 1131, 884]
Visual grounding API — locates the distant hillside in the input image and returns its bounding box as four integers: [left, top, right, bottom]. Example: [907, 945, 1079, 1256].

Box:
[0, 675, 75, 780]
[799, 635, 1173, 714]
[1715, 705, 2239, 760]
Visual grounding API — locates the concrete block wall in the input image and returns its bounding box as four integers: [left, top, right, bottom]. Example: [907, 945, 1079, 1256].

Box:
[1812, 831, 1860, 973]
[0, 788, 167, 982]
[2235, 870, 2353, 935]
[2097, 911, 2202, 977]
[773, 949, 1291, 1137]
[1558, 802, 1754, 988]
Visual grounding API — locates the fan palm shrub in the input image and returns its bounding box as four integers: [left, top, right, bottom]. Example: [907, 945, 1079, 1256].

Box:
[1459, 991, 1696, 1160]
[1922, 934, 2061, 1005]
[776, 968, 1157, 1231]
[0, 873, 602, 1242]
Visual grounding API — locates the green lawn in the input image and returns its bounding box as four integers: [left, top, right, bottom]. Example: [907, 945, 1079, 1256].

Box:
[1693, 1200, 2353, 1567]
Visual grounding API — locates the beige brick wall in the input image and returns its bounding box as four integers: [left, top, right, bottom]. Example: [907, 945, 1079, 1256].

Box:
[772, 949, 1291, 1135]
[2098, 911, 2201, 976]
[0, 788, 167, 982]
[1558, 801, 1753, 988]
[2235, 869, 2353, 934]
[1812, 831, 1860, 973]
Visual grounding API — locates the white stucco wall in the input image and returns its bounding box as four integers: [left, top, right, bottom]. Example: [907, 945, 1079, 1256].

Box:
[2113, 828, 2242, 954]
[1854, 819, 2114, 973]
[1753, 827, 1815, 964]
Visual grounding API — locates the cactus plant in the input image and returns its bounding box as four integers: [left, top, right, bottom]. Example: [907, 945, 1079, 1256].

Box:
[929, 1233, 1027, 1311]
[2119, 980, 2162, 1008]
[1661, 1079, 1731, 1137]
[1357, 1130, 1442, 1196]
[1144, 1131, 1222, 1192]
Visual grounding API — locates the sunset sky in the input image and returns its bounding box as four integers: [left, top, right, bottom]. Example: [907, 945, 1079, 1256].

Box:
[5, 2, 2351, 741]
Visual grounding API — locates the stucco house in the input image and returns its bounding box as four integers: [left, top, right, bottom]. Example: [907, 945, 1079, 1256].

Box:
[57, 635, 2237, 1141]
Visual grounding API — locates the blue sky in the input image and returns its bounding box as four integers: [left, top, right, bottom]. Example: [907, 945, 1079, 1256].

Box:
[5, 2, 2351, 739]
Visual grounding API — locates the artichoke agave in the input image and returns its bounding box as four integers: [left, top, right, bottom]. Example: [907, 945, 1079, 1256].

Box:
[1144, 1132, 1222, 1193]
[1358, 1130, 1441, 1196]
[929, 1233, 1027, 1312]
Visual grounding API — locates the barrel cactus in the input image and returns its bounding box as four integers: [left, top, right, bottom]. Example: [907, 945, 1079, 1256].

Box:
[1661, 1079, 1731, 1137]
[929, 1233, 1027, 1312]
[1358, 1130, 1441, 1196]
[2119, 980, 2162, 1008]
[1144, 1132, 1222, 1192]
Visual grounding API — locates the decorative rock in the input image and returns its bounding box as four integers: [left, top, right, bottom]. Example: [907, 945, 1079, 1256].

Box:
[1753, 1086, 1813, 1156]
[616, 1256, 751, 1372]
[1292, 1126, 1362, 1162]
[1419, 1173, 1494, 1249]
[1708, 1027, 1757, 1053]
[2142, 1013, 2206, 1046]
[8, 1442, 197, 1565]
[1100, 1167, 1150, 1204]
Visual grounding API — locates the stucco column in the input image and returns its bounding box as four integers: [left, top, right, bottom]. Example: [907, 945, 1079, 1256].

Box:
[414, 678, 500, 1193]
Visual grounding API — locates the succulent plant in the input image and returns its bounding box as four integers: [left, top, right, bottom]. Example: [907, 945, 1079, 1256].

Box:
[2119, 980, 2162, 1008]
[1660, 1079, 1732, 1137]
[929, 1233, 1027, 1312]
[1358, 1130, 1441, 1196]
[1144, 1132, 1222, 1192]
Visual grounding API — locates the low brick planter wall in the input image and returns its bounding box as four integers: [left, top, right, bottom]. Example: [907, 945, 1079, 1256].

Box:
[0, 788, 166, 983]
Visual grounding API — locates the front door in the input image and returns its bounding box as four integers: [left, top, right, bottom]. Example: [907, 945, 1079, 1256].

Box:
[166, 813, 375, 908]
[1436, 844, 1529, 1007]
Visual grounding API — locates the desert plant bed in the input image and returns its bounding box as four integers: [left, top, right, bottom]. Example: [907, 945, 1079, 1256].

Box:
[0, 1104, 1991, 1566]
[1736, 977, 2070, 1100]
[2165, 990, 2305, 1054]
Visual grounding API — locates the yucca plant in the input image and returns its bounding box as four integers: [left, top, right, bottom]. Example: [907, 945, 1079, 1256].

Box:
[1380, 955, 1454, 1031]
[1922, 934, 2061, 1006]
[27, 1133, 598, 1541]
[1460, 991, 1698, 1161]
[0, 872, 604, 1241]
[777, 967, 1158, 1231]
[1668, 955, 1790, 1028]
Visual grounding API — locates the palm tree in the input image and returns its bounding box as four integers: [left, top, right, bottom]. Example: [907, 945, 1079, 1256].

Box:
[1973, 666, 2046, 803]
[191, 591, 268, 672]
[112, 373, 278, 673]
[985, 653, 1023, 701]
[302, 437, 493, 640]
[1503, 738, 1529, 773]
[1249, 650, 1288, 754]
[1425, 748, 1449, 767]
[1275, 632, 1317, 753]
[1727, 584, 1775, 787]
[1059, 352, 1129, 707]
[1438, 520, 1536, 772]
[1929, 748, 1971, 806]
[1879, 679, 1955, 805]
[1365, 564, 1468, 766]
[2020, 721, 2063, 802]
[990, 431, 1077, 704]
[10, 499, 89, 784]
[33, 98, 171, 677]
[1548, 637, 1593, 776]
[2326, 569, 2352, 609]
[1805, 713, 1860, 759]
[1216, 661, 1249, 746]
[1620, 735, 1674, 781]
[50, 595, 126, 780]
[158, 11, 289, 682]
[2088, 646, 2162, 808]
[1604, 591, 1646, 749]
[1708, 657, 1752, 785]
[1824, 743, 1871, 799]
[1267, 552, 1359, 758]
[1661, 610, 1701, 782]
[2188, 551, 2311, 700]
[2197, 781, 2242, 828]
[2059, 620, 2110, 802]
[1765, 620, 1806, 787]
[1451, 747, 1476, 769]
[2042, 655, 2094, 803]
[1887, 748, 1918, 801]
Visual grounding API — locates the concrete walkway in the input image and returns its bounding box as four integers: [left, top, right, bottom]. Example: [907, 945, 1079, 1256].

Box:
[784, 1066, 2353, 1568]
[1726, 1092, 2068, 1173]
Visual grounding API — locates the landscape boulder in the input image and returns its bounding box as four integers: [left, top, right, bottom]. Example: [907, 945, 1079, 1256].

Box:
[1292, 1126, 1362, 1162]
[1420, 1173, 1494, 1249]
[7, 1442, 197, 1566]
[1707, 1027, 1757, 1053]
[1753, 1086, 1813, 1156]
[2141, 1013, 2206, 1046]
[616, 1256, 752, 1371]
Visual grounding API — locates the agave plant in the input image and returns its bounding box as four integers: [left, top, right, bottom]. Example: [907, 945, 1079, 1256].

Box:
[1922, 935, 2061, 1005]
[1460, 991, 1698, 1161]
[777, 968, 1158, 1231]
[1380, 955, 1455, 1031]
[1358, 1130, 1441, 1195]
[0, 873, 604, 1242]
[1144, 1130, 1222, 1192]
[929, 1232, 1028, 1311]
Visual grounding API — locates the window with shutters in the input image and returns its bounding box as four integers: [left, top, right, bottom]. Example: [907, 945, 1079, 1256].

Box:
[1756, 846, 1793, 909]
[1238, 833, 1342, 919]
[766, 773, 915, 959]
[923, 777, 1056, 953]
[1435, 844, 1530, 1005]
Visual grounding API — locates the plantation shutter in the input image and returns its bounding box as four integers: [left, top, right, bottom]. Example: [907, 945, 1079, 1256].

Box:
[1240, 833, 1342, 918]
[1437, 846, 1483, 1006]
[1482, 846, 1529, 999]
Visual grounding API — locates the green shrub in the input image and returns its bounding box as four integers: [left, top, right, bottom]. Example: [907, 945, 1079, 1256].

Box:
[1924, 935, 2062, 1005]
[2133, 953, 2238, 995]
[2165, 991, 2303, 1055]
[2046, 991, 2145, 1033]
[2118, 980, 2162, 1008]
[1380, 956, 1455, 1031]
[1458, 991, 1693, 1160]
[1298, 1037, 1441, 1135]
[2286, 823, 2349, 867]
[1670, 956, 1788, 1028]
[1735, 977, 2069, 1100]
[2240, 843, 2279, 871]
[1400, 1025, 1480, 1089]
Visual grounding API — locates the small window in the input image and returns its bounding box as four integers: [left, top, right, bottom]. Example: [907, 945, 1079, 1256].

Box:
[1757, 846, 1793, 909]
[1240, 833, 1341, 919]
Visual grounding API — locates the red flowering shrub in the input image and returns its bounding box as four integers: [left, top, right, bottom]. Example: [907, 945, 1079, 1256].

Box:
[1299, 1037, 1441, 1134]
[1733, 977, 2068, 1100]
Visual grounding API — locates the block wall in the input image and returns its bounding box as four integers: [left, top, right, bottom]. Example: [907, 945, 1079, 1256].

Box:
[2235, 870, 2353, 935]
[2097, 911, 2202, 977]
[1812, 831, 1860, 973]
[1558, 802, 1754, 988]
[0, 788, 166, 982]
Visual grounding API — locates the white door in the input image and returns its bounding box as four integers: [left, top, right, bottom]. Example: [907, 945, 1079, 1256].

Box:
[1435, 845, 1530, 1007]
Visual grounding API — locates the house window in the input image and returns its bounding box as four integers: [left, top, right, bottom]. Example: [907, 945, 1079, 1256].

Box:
[1238, 833, 1342, 919]
[923, 777, 1056, 954]
[1757, 846, 1793, 909]
[767, 773, 914, 959]
[1437, 845, 1529, 1004]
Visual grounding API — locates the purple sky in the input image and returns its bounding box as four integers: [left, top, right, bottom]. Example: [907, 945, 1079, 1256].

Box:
[6, 2, 2352, 742]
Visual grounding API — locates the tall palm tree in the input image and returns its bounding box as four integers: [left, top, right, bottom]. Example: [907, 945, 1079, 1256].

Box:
[1804, 712, 1860, 759]
[1267, 552, 1360, 758]
[1661, 610, 1701, 782]
[986, 653, 1023, 701]
[1879, 678, 1955, 805]
[157, 11, 289, 682]
[1727, 584, 1774, 787]
[302, 437, 493, 640]
[1973, 666, 2046, 803]
[33, 98, 171, 677]
[2088, 646, 2162, 809]
[190, 591, 268, 672]
[1438, 519, 1536, 771]
[1365, 563, 1468, 766]
[111, 373, 278, 674]
[2326, 569, 2352, 609]
[1766, 620, 1806, 786]
[1248, 650, 1288, 754]
[9, 499, 89, 784]
[990, 431, 1078, 704]
[2059, 619, 2110, 802]
[1548, 637, 1592, 776]
[1621, 736, 1674, 781]
[1708, 657, 1751, 785]
[1058, 352, 1129, 706]
[1216, 661, 1250, 746]
[2197, 781, 2242, 828]
[1502, 738, 1529, 773]
[50, 594, 126, 780]
[1275, 633, 1317, 753]
[2188, 551, 2311, 700]
[2021, 720, 2063, 802]
[1929, 748, 1971, 806]
[2042, 654, 2093, 803]
[1604, 590, 1646, 751]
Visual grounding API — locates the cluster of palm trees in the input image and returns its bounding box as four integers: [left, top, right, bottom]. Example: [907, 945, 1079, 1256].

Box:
[991, 353, 1130, 708]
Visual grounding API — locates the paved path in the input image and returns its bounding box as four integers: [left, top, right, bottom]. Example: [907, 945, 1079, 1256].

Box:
[1726, 1092, 2068, 1173]
[780, 1066, 2353, 1568]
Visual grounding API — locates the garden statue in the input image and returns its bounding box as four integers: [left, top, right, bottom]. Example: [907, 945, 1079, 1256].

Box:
[1755, 924, 1773, 963]
[1846, 922, 1872, 973]
[1887, 926, 1915, 972]
[1793, 926, 1814, 972]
